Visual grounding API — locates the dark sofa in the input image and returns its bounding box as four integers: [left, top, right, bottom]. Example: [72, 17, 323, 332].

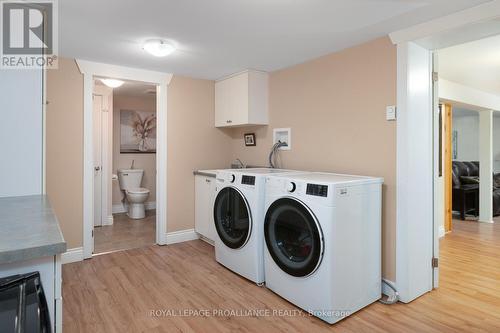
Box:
[452, 161, 500, 219]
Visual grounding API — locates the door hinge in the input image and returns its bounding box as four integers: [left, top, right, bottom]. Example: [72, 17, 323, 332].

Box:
[432, 257, 439, 268]
[432, 72, 439, 82]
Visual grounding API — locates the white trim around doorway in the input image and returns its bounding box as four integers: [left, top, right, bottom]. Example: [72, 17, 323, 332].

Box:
[76, 59, 173, 259]
[389, 0, 500, 303]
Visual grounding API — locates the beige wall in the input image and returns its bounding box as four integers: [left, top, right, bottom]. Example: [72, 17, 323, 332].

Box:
[47, 38, 397, 280]
[167, 76, 232, 232]
[228, 37, 397, 280]
[112, 94, 157, 205]
[46, 58, 84, 248]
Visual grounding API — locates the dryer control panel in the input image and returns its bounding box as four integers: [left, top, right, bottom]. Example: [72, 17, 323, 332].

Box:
[241, 175, 256, 186]
[306, 183, 328, 197]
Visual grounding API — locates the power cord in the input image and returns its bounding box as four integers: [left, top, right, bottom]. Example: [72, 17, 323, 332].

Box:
[379, 279, 399, 305]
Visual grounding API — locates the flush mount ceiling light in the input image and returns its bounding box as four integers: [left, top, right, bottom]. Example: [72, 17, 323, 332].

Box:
[143, 39, 176, 57]
[100, 79, 124, 88]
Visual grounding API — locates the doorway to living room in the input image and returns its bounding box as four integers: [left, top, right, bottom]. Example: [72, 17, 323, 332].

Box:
[437, 35, 500, 236]
[389, 1, 500, 303]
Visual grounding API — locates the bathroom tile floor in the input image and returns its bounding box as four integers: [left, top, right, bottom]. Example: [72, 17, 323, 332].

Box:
[94, 210, 156, 254]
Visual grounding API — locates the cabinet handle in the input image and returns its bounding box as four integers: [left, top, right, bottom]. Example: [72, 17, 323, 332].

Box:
[206, 179, 211, 183]
[226, 120, 232, 124]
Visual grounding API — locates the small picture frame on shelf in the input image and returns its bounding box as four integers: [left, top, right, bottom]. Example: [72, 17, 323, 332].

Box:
[244, 133, 256, 146]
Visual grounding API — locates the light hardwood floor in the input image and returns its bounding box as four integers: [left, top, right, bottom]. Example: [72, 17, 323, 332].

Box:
[63, 218, 500, 332]
[94, 210, 155, 254]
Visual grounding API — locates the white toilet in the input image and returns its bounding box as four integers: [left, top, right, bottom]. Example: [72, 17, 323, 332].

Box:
[117, 169, 150, 219]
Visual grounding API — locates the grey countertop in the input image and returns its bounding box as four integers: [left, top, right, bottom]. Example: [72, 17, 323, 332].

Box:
[0, 195, 67, 265]
[193, 170, 218, 178]
[193, 166, 269, 178]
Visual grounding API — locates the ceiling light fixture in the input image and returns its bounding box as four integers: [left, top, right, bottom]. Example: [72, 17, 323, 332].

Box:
[100, 79, 124, 88]
[143, 39, 176, 57]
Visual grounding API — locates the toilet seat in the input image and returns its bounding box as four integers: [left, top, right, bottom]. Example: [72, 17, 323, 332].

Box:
[126, 187, 150, 194]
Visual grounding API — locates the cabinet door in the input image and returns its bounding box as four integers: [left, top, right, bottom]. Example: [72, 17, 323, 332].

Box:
[195, 175, 216, 241]
[215, 72, 249, 127]
[215, 79, 231, 127]
[226, 73, 249, 126]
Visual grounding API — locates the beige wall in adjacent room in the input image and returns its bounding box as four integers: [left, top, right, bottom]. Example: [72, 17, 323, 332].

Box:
[167, 76, 233, 232]
[228, 37, 397, 280]
[46, 58, 84, 248]
[112, 94, 157, 205]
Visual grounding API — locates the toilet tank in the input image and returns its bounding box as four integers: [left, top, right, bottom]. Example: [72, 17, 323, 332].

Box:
[118, 169, 144, 190]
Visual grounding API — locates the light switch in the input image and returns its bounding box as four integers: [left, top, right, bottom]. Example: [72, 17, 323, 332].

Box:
[386, 105, 396, 121]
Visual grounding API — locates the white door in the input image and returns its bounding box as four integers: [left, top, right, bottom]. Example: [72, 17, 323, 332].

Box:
[93, 94, 103, 227]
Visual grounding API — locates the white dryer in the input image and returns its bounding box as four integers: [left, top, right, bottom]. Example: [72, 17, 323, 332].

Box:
[213, 168, 301, 285]
[263, 172, 383, 324]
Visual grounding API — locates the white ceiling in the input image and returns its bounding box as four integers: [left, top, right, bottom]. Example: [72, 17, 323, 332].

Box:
[439, 33, 500, 96]
[60, 0, 490, 80]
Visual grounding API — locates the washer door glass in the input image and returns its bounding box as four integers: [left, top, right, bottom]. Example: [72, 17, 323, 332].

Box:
[264, 198, 323, 277]
[214, 187, 251, 249]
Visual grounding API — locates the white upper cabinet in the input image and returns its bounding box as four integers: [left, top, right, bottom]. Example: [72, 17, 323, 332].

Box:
[215, 70, 268, 127]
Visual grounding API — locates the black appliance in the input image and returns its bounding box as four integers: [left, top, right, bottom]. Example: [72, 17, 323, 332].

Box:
[0, 272, 51, 333]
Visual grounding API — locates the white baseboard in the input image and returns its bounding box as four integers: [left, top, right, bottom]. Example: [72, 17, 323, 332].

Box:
[61, 247, 84, 264]
[112, 201, 156, 214]
[166, 229, 199, 245]
[382, 278, 398, 298]
[439, 225, 445, 238]
[103, 215, 114, 226]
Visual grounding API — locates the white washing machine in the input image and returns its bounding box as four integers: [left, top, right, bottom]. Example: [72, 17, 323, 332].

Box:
[263, 172, 383, 324]
[213, 168, 302, 285]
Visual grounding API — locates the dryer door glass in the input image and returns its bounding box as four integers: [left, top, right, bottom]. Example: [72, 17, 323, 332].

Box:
[214, 187, 251, 249]
[264, 198, 323, 277]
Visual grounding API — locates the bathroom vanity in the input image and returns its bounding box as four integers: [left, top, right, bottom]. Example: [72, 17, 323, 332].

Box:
[0, 195, 66, 332]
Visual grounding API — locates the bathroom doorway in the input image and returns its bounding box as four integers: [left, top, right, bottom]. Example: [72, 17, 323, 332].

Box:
[77, 59, 171, 259]
[92, 78, 158, 254]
